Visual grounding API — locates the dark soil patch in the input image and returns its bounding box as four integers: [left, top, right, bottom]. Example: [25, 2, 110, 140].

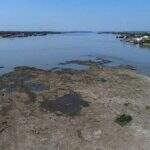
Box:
[1, 71, 33, 82]
[96, 77, 107, 83]
[0, 104, 12, 116]
[25, 82, 48, 92]
[0, 121, 9, 133]
[55, 68, 84, 75]
[0, 84, 16, 93]
[77, 129, 83, 139]
[14, 79, 37, 103]
[40, 91, 90, 116]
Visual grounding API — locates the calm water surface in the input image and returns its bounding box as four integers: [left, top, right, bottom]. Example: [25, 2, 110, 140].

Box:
[0, 33, 150, 75]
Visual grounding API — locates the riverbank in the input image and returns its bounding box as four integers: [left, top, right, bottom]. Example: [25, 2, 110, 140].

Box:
[116, 32, 150, 48]
[0, 62, 150, 150]
[0, 31, 63, 38]
[0, 31, 93, 38]
[98, 31, 150, 48]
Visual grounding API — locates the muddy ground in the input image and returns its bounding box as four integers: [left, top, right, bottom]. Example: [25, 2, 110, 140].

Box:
[0, 65, 150, 150]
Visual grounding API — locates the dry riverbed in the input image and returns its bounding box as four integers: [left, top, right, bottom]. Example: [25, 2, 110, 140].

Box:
[0, 62, 150, 150]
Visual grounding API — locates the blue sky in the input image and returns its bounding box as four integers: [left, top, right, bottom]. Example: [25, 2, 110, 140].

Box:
[0, 0, 150, 31]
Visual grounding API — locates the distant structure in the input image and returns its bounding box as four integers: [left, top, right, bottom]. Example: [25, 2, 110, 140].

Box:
[134, 35, 149, 44]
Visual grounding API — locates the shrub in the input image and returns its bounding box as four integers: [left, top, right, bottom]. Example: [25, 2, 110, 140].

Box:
[115, 114, 132, 126]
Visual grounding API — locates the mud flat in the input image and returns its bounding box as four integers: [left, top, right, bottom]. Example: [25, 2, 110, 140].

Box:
[0, 61, 150, 150]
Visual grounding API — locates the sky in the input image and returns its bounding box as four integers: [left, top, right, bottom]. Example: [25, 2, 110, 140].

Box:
[0, 0, 150, 31]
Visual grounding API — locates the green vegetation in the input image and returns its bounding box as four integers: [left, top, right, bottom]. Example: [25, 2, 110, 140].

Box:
[145, 105, 150, 110]
[144, 39, 150, 43]
[124, 102, 130, 107]
[115, 114, 132, 126]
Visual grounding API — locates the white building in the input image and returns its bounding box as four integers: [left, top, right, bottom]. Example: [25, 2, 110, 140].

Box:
[134, 37, 143, 42]
[143, 35, 149, 39]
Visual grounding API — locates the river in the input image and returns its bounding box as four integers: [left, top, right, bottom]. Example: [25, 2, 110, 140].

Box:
[0, 33, 150, 75]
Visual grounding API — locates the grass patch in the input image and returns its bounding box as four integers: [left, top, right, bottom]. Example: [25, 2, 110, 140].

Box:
[124, 102, 130, 107]
[146, 106, 150, 110]
[115, 114, 132, 126]
[96, 77, 107, 83]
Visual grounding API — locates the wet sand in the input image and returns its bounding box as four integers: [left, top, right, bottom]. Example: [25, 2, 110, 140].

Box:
[0, 61, 150, 150]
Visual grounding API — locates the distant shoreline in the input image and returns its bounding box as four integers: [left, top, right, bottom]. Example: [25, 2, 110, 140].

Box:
[0, 31, 63, 38]
[97, 31, 150, 35]
[1, 31, 150, 39]
[0, 31, 93, 38]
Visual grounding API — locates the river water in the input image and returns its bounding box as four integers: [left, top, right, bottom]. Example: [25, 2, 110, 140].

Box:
[0, 33, 150, 75]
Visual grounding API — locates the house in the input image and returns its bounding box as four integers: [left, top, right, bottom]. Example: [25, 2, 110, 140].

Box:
[143, 35, 149, 39]
[134, 37, 143, 44]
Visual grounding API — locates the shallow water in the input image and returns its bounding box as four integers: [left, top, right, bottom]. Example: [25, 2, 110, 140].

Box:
[0, 33, 150, 75]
